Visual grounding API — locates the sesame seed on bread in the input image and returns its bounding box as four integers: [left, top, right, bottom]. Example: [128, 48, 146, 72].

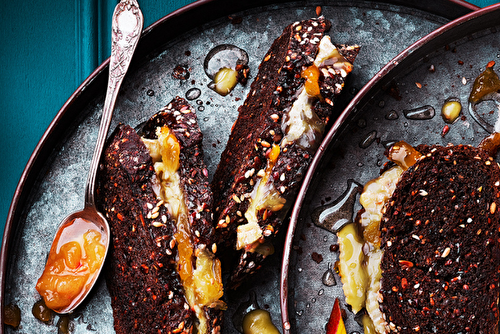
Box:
[379, 144, 500, 333]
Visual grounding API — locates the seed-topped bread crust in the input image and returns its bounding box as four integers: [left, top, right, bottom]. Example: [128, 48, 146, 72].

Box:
[211, 16, 359, 288]
[97, 97, 221, 334]
[140, 97, 215, 249]
[379, 144, 500, 333]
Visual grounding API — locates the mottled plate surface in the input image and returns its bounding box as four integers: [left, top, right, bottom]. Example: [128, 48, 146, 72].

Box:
[1, 0, 476, 333]
[282, 3, 500, 334]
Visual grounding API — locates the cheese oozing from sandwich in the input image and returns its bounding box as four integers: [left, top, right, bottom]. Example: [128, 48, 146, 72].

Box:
[337, 142, 421, 334]
[236, 35, 354, 253]
[143, 126, 224, 334]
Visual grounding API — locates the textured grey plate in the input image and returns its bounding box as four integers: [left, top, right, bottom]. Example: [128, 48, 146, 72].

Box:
[282, 3, 500, 334]
[1, 0, 476, 333]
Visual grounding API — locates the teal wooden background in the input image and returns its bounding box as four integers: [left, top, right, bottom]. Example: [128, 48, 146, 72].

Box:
[0, 0, 497, 243]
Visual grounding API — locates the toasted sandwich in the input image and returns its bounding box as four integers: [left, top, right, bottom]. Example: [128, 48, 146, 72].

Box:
[212, 16, 360, 288]
[337, 141, 500, 333]
[97, 97, 224, 334]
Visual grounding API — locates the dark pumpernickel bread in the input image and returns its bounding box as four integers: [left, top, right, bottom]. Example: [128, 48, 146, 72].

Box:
[139, 97, 216, 249]
[379, 144, 500, 333]
[211, 16, 359, 287]
[97, 97, 222, 334]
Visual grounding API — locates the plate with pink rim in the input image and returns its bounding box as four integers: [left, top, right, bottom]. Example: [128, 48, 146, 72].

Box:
[281, 3, 500, 334]
[1, 0, 478, 332]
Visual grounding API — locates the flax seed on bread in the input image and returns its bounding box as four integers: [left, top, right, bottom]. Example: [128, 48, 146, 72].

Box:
[211, 16, 360, 288]
[379, 145, 500, 333]
[98, 97, 223, 334]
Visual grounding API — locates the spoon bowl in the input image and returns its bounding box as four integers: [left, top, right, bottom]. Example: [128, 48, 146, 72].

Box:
[38, 208, 110, 314]
[35, 0, 143, 314]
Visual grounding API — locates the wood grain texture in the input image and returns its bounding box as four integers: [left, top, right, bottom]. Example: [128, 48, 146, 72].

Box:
[0, 0, 193, 241]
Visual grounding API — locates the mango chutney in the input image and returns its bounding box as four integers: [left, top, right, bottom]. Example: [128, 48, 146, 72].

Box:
[36, 217, 106, 313]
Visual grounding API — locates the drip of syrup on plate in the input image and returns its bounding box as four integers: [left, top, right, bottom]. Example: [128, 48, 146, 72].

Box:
[468, 61, 500, 133]
[32, 299, 53, 323]
[385, 110, 398, 120]
[311, 179, 362, 234]
[57, 315, 72, 334]
[469, 61, 500, 103]
[322, 262, 337, 286]
[185, 87, 201, 100]
[4, 303, 21, 329]
[359, 130, 377, 149]
[441, 97, 462, 124]
[204, 44, 249, 96]
[403, 105, 435, 120]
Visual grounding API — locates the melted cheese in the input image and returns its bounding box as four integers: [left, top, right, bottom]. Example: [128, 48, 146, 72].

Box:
[337, 223, 367, 314]
[338, 166, 404, 334]
[237, 35, 352, 252]
[237, 145, 285, 251]
[359, 166, 403, 248]
[282, 36, 345, 149]
[337, 142, 429, 334]
[143, 126, 223, 334]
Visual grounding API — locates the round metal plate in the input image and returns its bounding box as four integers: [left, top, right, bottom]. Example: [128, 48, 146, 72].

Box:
[2, 0, 476, 333]
[281, 3, 500, 334]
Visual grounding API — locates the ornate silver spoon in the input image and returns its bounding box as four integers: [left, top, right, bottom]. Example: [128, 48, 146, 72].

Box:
[36, 0, 143, 314]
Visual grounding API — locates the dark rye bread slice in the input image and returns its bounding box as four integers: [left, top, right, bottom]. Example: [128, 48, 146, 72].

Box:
[379, 144, 500, 333]
[139, 97, 216, 248]
[97, 97, 222, 334]
[211, 16, 359, 287]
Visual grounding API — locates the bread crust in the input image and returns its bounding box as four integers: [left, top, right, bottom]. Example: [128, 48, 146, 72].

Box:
[97, 97, 222, 334]
[211, 17, 360, 287]
[379, 145, 500, 333]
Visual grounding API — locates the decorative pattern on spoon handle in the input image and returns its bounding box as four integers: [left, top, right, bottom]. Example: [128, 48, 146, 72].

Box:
[84, 0, 143, 208]
[109, 0, 143, 86]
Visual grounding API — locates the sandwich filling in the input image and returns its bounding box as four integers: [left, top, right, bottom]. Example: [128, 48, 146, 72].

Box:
[338, 142, 422, 334]
[143, 126, 224, 334]
[236, 35, 354, 253]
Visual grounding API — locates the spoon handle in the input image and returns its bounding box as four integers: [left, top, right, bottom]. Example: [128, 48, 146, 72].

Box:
[85, 0, 143, 208]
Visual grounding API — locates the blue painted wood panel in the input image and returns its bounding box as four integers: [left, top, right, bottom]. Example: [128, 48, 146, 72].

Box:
[0, 0, 496, 243]
[0, 0, 193, 242]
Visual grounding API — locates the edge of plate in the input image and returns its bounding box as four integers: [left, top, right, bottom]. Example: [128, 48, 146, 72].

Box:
[280, 3, 500, 333]
[0, 0, 481, 331]
[0, 0, 243, 328]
